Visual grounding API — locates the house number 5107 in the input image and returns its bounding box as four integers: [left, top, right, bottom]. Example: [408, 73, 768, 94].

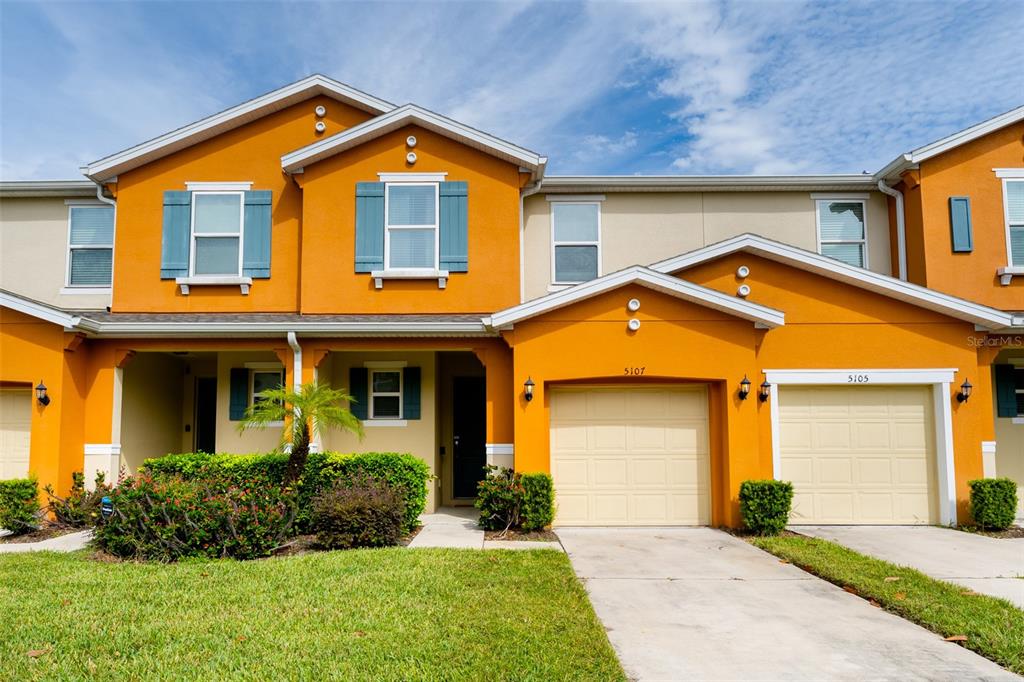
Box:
[624, 367, 646, 376]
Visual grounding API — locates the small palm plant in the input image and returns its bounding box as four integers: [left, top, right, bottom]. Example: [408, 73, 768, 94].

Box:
[238, 381, 364, 482]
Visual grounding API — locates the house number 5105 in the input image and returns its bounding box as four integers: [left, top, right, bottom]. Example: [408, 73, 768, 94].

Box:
[848, 374, 870, 383]
[624, 367, 646, 376]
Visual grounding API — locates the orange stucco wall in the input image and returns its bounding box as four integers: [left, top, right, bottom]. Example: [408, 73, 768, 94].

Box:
[905, 121, 1024, 310]
[110, 96, 375, 313]
[297, 125, 522, 313]
[507, 256, 994, 526]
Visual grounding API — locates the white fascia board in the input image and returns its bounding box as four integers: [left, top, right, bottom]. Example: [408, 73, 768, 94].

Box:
[282, 104, 544, 173]
[87, 320, 492, 338]
[83, 75, 396, 182]
[651, 234, 1014, 330]
[0, 180, 98, 197]
[540, 175, 879, 192]
[764, 368, 957, 384]
[488, 266, 784, 329]
[0, 290, 81, 328]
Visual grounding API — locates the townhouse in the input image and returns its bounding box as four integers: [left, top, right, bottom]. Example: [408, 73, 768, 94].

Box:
[1, 75, 1021, 526]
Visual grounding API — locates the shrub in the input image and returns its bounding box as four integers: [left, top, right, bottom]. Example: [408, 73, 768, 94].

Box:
[93, 473, 296, 561]
[44, 471, 113, 528]
[739, 479, 794, 536]
[968, 478, 1018, 531]
[475, 466, 523, 531]
[520, 473, 555, 531]
[0, 478, 41, 535]
[142, 451, 429, 534]
[312, 475, 405, 549]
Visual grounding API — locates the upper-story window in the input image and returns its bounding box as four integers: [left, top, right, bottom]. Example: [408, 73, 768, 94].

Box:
[190, 192, 244, 276]
[385, 183, 438, 270]
[66, 205, 115, 287]
[1002, 179, 1024, 266]
[552, 202, 601, 284]
[816, 198, 867, 268]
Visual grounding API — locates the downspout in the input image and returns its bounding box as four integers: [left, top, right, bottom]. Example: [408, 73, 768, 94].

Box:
[519, 179, 544, 303]
[877, 179, 907, 281]
[93, 183, 116, 207]
[91, 181, 117, 310]
[286, 331, 302, 391]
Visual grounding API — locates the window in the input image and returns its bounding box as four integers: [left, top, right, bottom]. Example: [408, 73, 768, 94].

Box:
[1002, 179, 1024, 266]
[385, 183, 438, 270]
[816, 199, 867, 268]
[552, 202, 600, 283]
[250, 369, 283, 407]
[370, 370, 402, 419]
[1015, 367, 1024, 417]
[190, 192, 243, 276]
[67, 205, 114, 286]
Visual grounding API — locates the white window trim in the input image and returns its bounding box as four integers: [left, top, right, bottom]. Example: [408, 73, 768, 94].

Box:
[383, 182, 440, 274]
[999, 178, 1024, 281]
[185, 181, 253, 191]
[814, 197, 869, 269]
[378, 172, 447, 183]
[65, 204, 115, 289]
[188, 191, 245, 278]
[551, 201, 602, 285]
[764, 368, 958, 526]
[1013, 366, 1024, 418]
[369, 368, 403, 421]
[545, 194, 606, 202]
[249, 367, 285, 426]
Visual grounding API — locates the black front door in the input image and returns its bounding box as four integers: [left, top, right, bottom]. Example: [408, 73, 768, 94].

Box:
[452, 376, 486, 499]
[194, 377, 217, 453]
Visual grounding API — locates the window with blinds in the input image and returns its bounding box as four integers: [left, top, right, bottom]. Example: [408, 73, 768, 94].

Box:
[67, 205, 115, 286]
[816, 199, 866, 268]
[552, 202, 600, 283]
[1004, 180, 1024, 266]
[385, 183, 438, 269]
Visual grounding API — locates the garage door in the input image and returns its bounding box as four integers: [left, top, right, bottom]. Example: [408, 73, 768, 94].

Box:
[0, 388, 32, 479]
[779, 385, 937, 524]
[550, 386, 710, 526]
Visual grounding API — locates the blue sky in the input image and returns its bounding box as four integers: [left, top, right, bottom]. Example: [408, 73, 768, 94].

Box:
[1, 0, 1021, 180]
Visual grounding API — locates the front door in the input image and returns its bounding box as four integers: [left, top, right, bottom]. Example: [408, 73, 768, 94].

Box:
[453, 376, 486, 499]
[194, 377, 217, 453]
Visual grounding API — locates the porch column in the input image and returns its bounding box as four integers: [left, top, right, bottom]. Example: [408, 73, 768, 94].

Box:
[82, 346, 133, 490]
[473, 341, 514, 470]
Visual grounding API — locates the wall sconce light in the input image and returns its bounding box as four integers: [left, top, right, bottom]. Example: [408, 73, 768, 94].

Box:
[957, 379, 973, 403]
[759, 380, 771, 402]
[524, 376, 535, 402]
[35, 380, 50, 406]
[738, 375, 751, 400]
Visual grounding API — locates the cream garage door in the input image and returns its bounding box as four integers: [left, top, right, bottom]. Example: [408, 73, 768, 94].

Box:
[779, 385, 937, 524]
[0, 389, 32, 479]
[550, 386, 710, 526]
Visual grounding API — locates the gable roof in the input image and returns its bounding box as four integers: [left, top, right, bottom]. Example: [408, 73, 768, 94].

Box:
[876, 105, 1024, 181]
[486, 265, 785, 329]
[281, 103, 547, 177]
[651, 234, 1015, 330]
[0, 289, 86, 329]
[82, 75, 396, 183]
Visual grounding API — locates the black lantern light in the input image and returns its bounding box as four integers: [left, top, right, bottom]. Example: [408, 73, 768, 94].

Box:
[35, 380, 50, 406]
[759, 380, 771, 403]
[524, 376, 536, 402]
[957, 379, 973, 403]
[738, 375, 752, 400]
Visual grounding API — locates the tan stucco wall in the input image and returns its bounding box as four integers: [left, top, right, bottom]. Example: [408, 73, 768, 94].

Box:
[523, 191, 892, 301]
[0, 197, 112, 309]
[994, 417, 1024, 520]
[321, 350, 439, 512]
[120, 353, 184, 471]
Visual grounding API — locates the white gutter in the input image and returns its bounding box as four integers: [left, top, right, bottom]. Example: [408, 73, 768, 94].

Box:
[877, 180, 907, 281]
[286, 331, 302, 391]
[519, 180, 544, 303]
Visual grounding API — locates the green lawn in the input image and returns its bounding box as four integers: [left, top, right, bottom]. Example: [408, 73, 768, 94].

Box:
[0, 548, 623, 681]
[750, 535, 1024, 675]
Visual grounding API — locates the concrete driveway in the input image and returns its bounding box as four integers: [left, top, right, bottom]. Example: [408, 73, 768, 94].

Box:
[558, 528, 1017, 681]
[795, 526, 1024, 608]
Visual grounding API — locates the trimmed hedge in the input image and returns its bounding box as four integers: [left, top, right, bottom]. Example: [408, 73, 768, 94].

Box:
[312, 476, 405, 549]
[520, 473, 555, 531]
[142, 451, 430, 534]
[968, 478, 1018, 531]
[739, 479, 793, 536]
[0, 478, 40, 535]
[475, 466, 555, 532]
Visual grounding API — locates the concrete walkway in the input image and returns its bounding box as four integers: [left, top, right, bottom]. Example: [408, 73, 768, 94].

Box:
[0, 529, 92, 554]
[559, 527, 1016, 681]
[408, 507, 562, 551]
[796, 525, 1024, 608]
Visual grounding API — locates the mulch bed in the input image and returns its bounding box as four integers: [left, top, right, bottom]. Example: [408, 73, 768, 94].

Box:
[0, 523, 82, 544]
[957, 525, 1024, 539]
[484, 529, 559, 542]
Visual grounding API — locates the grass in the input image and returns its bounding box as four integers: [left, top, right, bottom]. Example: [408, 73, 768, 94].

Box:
[750, 534, 1024, 675]
[0, 548, 623, 681]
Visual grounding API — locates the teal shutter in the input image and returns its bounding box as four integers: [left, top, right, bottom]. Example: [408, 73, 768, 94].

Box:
[243, 190, 272, 277]
[349, 367, 368, 419]
[403, 367, 421, 419]
[160, 191, 191, 278]
[949, 197, 973, 253]
[355, 183, 385, 273]
[229, 368, 248, 421]
[995, 365, 1019, 418]
[439, 181, 468, 272]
